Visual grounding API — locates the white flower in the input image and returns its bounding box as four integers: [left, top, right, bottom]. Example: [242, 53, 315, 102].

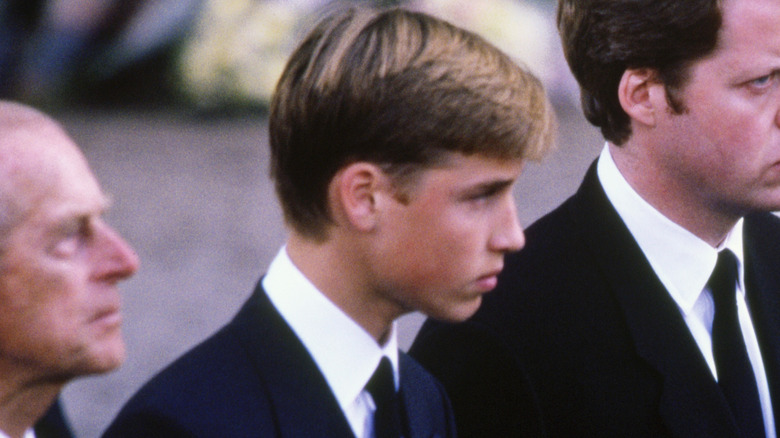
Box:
[175, 0, 577, 109]
[408, 0, 578, 106]
[409, 0, 554, 79]
[177, 0, 323, 108]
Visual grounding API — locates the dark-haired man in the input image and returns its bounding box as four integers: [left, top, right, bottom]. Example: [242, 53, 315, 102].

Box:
[411, 0, 780, 436]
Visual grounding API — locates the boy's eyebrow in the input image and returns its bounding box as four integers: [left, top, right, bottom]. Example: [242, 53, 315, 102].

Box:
[462, 178, 516, 195]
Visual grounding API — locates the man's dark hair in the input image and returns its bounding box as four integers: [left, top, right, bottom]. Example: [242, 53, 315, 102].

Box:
[557, 0, 723, 144]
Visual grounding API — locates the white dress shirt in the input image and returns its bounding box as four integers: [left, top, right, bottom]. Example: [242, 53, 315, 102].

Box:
[597, 145, 775, 437]
[0, 428, 34, 438]
[262, 246, 399, 438]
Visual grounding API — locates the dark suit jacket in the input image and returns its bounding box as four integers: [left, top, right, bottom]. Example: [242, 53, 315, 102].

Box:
[34, 400, 73, 438]
[410, 161, 780, 437]
[103, 281, 456, 438]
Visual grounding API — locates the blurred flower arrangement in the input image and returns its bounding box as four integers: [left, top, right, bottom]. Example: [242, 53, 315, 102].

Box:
[176, 0, 323, 109]
[409, 0, 556, 91]
[176, 0, 570, 111]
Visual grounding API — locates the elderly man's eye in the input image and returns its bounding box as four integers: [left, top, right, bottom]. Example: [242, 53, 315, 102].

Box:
[49, 217, 92, 257]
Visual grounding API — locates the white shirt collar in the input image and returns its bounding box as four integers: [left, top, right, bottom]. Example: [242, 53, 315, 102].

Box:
[262, 246, 399, 412]
[0, 428, 35, 438]
[597, 144, 745, 315]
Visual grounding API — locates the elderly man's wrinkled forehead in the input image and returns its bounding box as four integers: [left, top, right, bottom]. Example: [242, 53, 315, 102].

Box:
[0, 103, 90, 235]
[0, 102, 66, 147]
[0, 102, 84, 176]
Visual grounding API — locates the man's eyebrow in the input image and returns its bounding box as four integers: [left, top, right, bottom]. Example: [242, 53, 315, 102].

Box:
[51, 194, 112, 224]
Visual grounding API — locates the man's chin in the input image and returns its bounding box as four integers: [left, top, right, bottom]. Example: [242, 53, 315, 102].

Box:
[77, 340, 126, 375]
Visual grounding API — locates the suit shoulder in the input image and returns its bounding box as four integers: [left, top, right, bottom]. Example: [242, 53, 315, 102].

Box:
[399, 352, 446, 392]
[137, 319, 260, 399]
[104, 318, 276, 436]
[506, 194, 583, 273]
[524, 193, 578, 238]
[35, 400, 73, 438]
[399, 353, 458, 437]
[743, 212, 780, 275]
[410, 320, 521, 384]
[472, 197, 596, 326]
[745, 212, 780, 236]
[409, 321, 544, 437]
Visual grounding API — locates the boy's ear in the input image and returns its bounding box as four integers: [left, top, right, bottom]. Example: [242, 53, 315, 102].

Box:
[618, 68, 666, 127]
[331, 162, 386, 232]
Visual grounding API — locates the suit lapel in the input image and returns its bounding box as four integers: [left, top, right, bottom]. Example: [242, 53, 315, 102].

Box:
[744, 213, 780, 433]
[398, 354, 453, 438]
[34, 400, 73, 438]
[232, 282, 356, 438]
[572, 162, 739, 436]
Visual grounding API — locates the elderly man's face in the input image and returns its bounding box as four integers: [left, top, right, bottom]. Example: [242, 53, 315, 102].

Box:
[0, 125, 138, 381]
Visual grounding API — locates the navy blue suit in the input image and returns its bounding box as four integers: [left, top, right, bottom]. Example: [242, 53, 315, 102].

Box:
[410, 162, 780, 437]
[34, 400, 73, 438]
[103, 282, 456, 437]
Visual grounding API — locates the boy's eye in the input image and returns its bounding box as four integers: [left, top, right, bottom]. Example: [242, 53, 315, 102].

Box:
[465, 187, 500, 202]
[462, 183, 514, 208]
[470, 190, 494, 200]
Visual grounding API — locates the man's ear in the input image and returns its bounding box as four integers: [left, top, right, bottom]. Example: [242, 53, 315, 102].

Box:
[618, 68, 666, 127]
[330, 162, 386, 232]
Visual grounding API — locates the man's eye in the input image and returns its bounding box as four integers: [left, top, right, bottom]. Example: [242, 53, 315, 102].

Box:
[59, 223, 82, 241]
[50, 218, 94, 257]
[754, 76, 770, 86]
[51, 235, 79, 257]
[748, 73, 776, 90]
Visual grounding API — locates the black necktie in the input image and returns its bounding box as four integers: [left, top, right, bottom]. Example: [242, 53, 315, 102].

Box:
[366, 357, 404, 438]
[709, 249, 765, 437]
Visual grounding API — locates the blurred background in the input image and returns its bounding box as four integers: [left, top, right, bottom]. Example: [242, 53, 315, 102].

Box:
[2, 0, 602, 436]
